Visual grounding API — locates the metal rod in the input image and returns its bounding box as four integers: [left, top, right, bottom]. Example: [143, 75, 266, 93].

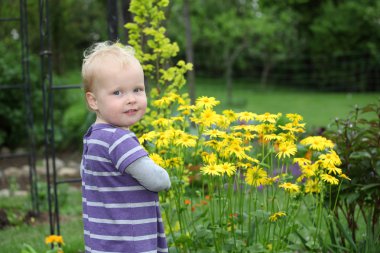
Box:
[20, 0, 39, 215]
[56, 178, 81, 184]
[0, 153, 29, 159]
[0, 84, 24, 89]
[0, 17, 20, 22]
[51, 84, 82, 90]
[39, 0, 55, 236]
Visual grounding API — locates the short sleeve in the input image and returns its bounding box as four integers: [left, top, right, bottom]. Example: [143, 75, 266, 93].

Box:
[108, 128, 148, 173]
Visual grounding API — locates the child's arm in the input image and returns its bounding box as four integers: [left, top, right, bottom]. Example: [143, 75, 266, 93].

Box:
[125, 156, 171, 192]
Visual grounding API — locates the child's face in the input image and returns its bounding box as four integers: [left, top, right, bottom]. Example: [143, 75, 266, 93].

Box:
[86, 57, 147, 129]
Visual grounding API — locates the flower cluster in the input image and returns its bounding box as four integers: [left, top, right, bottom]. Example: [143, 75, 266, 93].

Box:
[140, 95, 348, 251]
[141, 95, 347, 193]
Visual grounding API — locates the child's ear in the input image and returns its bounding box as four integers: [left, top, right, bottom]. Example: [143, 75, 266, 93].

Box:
[86, 92, 98, 111]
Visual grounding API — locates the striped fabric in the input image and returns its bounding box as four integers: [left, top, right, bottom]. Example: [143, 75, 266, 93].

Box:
[81, 123, 168, 253]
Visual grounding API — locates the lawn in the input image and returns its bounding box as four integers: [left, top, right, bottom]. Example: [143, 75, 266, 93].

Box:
[195, 77, 380, 130]
[0, 187, 84, 253]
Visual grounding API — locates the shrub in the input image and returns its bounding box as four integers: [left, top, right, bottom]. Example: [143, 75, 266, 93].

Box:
[324, 101, 380, 252]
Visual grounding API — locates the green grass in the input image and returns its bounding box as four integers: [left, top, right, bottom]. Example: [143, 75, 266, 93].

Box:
[195, 77, 380, 130]
[0, 187, 84, 253]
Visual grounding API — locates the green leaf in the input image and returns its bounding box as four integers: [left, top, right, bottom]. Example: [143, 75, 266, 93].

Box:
[20, 244, 37, 253]
[349, 151, 372, 160]
[333, 215, 358, 251]
[361, 183, 380, 191]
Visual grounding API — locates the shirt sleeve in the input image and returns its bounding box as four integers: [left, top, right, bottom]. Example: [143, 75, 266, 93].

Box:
[125, 156, 171, 192]
[108, 129, 148, 173]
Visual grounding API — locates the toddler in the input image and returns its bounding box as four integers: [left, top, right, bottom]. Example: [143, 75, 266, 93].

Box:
[80, 41, 171, 253]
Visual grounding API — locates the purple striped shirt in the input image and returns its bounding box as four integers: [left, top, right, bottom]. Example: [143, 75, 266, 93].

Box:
[81, 123, 168, 253]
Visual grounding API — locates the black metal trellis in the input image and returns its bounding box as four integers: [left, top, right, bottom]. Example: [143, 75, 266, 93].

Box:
[38, 0, 127, 236]
[0, 0, 38, 214]
[0, 0, 129, 238]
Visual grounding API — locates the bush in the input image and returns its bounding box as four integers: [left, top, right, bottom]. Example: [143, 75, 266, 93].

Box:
[324, 101, 380, 252]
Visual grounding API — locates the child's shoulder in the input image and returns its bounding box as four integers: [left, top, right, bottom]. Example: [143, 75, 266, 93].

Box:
[86, 124, 137, 142]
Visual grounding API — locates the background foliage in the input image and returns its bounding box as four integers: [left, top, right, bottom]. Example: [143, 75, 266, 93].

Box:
[1, 0, 380, 149]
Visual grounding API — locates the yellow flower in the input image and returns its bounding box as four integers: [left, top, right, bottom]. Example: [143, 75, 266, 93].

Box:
[219, 162, 237, 177]
[304, 179, 321, 193]
[278, 132, 297, 142]
[278, 123, 305, 133]
[269, 211, 286, 222]
[152, 118, 173, 128]
[293, 157, 311, 166]
[286, 113, 303, 122]
[195, 96, 220, 109]
[245, 166, 268, 187]
[174, 133, 197, 148]
[255, 123, 277, 134]
[223, 109, 238, 121]
[266, 175, 280, 185]
[276, 141, 297, 159]
[201, 152, 217, 164]
[318, 150, 342, 168]
[178, 104, 195, 116]
[201, 164, 222, 176]
[243, 131, 257, 141]
[300, 163, 318, 177]
[300, 136, 335, 151]
[237, 162, 251, 169]
[321, 173, 339, 185]
[204, 140, 220, 150]
[263, 133, 281, 142]
[45, 235, 64, 245]
[153, 96, 172, 108]
[326, 165, 342, 175]
[339, 173, 351, 181]
[215, 115, 231, 129]
[139, 131, 158, 143]
[171, 116, 184, 123]
[204, 129, 225, 138]
[165, 157, 183, 169]
[156, 133, 170, 148]
[237, 111, 256, 122]
[167, 92, 182, 102]
[279, 182, 300, 193]
[150, 153, 164, 167]
[199, 108, 219, 127]
[225, 143, 246, 160]
[255, 112, 282, 123]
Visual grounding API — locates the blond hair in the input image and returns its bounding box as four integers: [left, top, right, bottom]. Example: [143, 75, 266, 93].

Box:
[81, 41, 136, 93]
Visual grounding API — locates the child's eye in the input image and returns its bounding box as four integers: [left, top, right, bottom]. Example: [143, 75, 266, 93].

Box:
[113, 90, 121, 95]
[134, 88, 144, 93]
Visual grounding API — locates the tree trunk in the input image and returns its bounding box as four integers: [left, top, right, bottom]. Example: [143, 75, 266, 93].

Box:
[121, 0, 132, 43]
[224, 40, 247, 105]
[184, 0, 196, 105]
[107, 0, 119, 41]
[226, 60, 233, 105]
[260, 60, 273, 89]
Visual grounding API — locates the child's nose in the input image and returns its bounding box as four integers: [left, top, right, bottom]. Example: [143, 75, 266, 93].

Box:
[126, 93, 136, 104]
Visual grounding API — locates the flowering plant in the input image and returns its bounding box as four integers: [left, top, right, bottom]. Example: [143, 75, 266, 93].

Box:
[139, 95, 349, 251]
[21, 235, 64, 253]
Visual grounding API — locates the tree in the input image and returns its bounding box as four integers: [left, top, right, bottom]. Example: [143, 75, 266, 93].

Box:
[248, 6, 299, 88]
[183, 0, 195, 105]
[194, 0, 257, 105]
